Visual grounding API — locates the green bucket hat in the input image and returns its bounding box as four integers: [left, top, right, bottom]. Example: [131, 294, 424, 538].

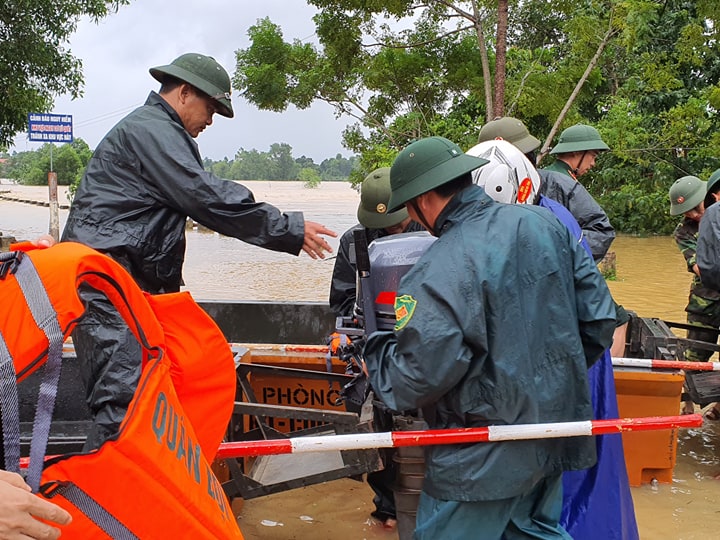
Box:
[704, 168, 720, 208]
[669, 175, 706, 216]
[388, 137, 489, 212]
[550, 124, 609, 154]
[150, 53, 234, 118]
[357, 168, 410, 229]
[478, 117, 541, 154]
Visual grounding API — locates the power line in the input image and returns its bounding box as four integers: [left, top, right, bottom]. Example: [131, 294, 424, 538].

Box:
[72, 103, 143, 128]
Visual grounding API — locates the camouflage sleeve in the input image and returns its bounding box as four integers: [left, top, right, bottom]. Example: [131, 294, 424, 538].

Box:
[673, 220, 697, 272]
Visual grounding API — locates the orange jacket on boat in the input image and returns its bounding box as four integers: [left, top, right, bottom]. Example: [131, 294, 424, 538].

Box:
[0, 241, 243, 539]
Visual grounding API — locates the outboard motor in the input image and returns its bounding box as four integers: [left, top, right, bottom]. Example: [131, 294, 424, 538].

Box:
[336, 230, 436, 334]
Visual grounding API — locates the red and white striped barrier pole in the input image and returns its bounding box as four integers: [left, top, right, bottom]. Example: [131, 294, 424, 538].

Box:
[19, 415, 703, 468]
[612, 357, 720, 372]
[214, 415, 703, 459]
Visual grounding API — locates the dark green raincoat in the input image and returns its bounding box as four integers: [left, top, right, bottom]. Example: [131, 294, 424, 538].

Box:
[62, 92, 305, 294]
[364, 185, 615, 503]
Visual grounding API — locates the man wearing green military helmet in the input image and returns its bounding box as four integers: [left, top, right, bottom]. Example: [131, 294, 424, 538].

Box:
[478, 117, 615, 262]
[65, 51, 337, 294]
[62, 52, 337, 452]
[330, 167, 422, 318]
[150, 52, 235, 119]
[670, 175, 706, 218]
[545, 124, 610, 180]
[363, 136, 615, 539]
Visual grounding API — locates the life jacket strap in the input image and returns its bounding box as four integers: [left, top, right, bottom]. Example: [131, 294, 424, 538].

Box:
[0, 250, 23, 278]
[0, 331, 21, 473]
[12, 252, 64, 492]
[42, 481, 140, 539]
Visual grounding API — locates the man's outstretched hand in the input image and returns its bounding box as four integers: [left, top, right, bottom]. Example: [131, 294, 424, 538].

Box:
[302, 221, 337, 259]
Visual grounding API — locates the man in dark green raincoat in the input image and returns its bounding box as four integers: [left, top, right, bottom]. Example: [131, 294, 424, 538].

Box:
[363, 136, 615, 538]
[63, 52, 335, 294]
[60, 53, 337, 450]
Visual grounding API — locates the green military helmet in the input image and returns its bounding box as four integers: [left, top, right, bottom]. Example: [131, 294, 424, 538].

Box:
[478, 117, 541, 154]
[357, 167, 410, 229]
[388, 136, 489, 212]
[550, 124, 610, 155]
[704, 168, 720, 208]
[150, 53, 234, 118]
[669, 175, 706, 216]
[707, 169, 720, 195]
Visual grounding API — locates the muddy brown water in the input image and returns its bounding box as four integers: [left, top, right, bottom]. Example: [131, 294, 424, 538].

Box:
[2, 181, 720, 539]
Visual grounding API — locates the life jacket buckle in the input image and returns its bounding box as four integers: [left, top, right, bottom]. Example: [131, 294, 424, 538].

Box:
[0, 251, 23, 280]
[39, 480, 68, 498]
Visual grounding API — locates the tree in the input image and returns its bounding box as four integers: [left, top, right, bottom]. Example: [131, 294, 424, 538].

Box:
[206, 156, 232, 178]
[0, 0, 129, 148]
[230, 148, 274, 180]
[268, 142, 300, 180]
[6, 139, 90, 187]
[70, 138, 92, 167]
[233, 1, 720, 234]
[588, 0, 720, 234]
[299, 167, 321, 188]
[295, 155, 318, 170]
[233, 2, 621, 183]
[319, 153, 356, 180]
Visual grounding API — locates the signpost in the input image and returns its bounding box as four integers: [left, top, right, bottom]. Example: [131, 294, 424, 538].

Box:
[27, 113, 73, 143]
[27, 113, 74, 242]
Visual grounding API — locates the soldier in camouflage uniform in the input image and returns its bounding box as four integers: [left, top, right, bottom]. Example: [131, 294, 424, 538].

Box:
[670, 174, 720, 417]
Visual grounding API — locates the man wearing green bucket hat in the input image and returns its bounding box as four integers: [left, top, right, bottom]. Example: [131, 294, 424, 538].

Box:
[64, 52, 336, 294]
[545, 124, 610, 180]
[61, 53, 336, 452]
[363, 136, 615, 539]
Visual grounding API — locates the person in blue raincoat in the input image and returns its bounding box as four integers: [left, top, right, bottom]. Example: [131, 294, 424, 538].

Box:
[469, 139, 639, 540]
[363, 136, 616, 539]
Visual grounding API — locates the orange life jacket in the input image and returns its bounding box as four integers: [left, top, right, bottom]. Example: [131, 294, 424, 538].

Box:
[0, 242, 243, 539]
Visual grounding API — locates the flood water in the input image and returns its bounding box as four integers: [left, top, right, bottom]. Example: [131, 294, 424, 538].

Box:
[2, 181, 720, 538]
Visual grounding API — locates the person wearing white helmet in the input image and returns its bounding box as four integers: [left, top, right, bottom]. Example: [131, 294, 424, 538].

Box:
[479, 118, 629, 361]
[468, 140, 639, 540]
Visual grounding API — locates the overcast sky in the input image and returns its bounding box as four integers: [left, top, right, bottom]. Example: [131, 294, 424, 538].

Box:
[10, 0, 352, 162]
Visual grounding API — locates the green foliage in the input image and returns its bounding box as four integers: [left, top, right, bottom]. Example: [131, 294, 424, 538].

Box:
[201, 143, 358, 182]
[229, 143, 300, 180]
[299, 167, 321, 188]
[0, 0, 129, 147]
[601, 266, 617, 281]
[5, 139, 90, 190]
[206, 157, 232, 178]
[232, 0, 720, 233]
[319, 153, 356, 181]
[596, 184, 677, 236]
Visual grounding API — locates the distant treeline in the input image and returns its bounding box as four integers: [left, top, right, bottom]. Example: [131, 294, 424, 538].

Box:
[0, 141, 358, 193]
[1, 139, 92, 188]
[202, 143, 358, 185]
